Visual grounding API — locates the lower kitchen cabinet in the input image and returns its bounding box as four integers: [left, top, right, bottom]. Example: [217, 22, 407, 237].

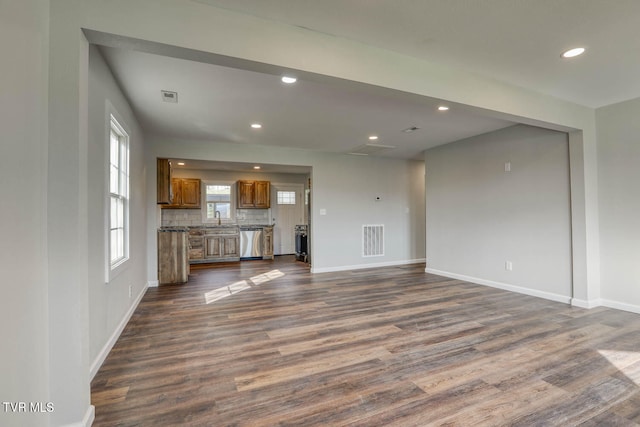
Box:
[158, 230, 189, 284]
[263, 226, 274, 259]
[188, 226, 240, 263]
[188, 228, 204, 261]
[205, 235, 239, 258]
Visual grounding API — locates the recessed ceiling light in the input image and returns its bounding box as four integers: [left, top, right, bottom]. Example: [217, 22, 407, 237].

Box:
[281, 76, 297, 84]
[368, 135, 379, 140]
[177, 162, 185, 166]
[253, 166, 261, 170]
[251, 123, 262, 129]
[562, 47, 585, 58]
[438, 105, 449, 111]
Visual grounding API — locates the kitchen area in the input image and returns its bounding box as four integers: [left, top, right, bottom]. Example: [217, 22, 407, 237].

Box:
[156, 158, 311, 285]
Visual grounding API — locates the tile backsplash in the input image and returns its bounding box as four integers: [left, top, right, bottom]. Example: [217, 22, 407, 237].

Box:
[161, 208, 270, 227]
[236, 209, 270, 225]
[161, 209, 202, 226]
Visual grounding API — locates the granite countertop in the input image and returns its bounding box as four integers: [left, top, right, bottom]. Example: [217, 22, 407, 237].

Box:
[158, 226, 189, 232]
[191, 224, 240, 229]
[160, 224, 275, 231]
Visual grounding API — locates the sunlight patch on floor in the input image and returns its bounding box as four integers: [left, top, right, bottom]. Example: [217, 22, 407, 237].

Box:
[597, 349, 640, 385]
[204, 269, 285, 304]
[251, 269, 285, 285]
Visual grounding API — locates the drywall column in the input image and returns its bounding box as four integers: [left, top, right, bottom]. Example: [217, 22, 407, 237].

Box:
[569, 127, 601, 307]
[0, 1, 50, 426]
[48, 1, 94, 425]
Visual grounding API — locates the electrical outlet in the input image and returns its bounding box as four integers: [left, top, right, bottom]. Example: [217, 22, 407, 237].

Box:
[128, 284, 132, 299]
[505, 261, 513, 271]
[505, 162, 511, 172]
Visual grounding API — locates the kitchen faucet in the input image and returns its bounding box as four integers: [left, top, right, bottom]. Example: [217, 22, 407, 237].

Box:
[214, 210, 221, 225]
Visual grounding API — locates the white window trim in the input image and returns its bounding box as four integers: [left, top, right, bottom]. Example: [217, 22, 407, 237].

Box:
[105, 101, 131, 282]
[201, 180, 236, 224]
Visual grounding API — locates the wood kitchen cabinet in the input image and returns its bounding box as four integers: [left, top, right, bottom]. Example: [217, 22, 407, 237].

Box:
[157, 230, 189, 284]
[205, 235, 239, 258]
[157, 158, 172, 204]
[263, 226, 274, 259]
[163, 178, 201, 209]
[237, 180, 270, 208]
[188, 229, 204, 260]
[189, 226, 240, 263]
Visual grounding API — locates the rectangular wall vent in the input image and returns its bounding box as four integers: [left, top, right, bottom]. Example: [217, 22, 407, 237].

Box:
[161, 90, 178, 103]
[363, 224, 384, 257]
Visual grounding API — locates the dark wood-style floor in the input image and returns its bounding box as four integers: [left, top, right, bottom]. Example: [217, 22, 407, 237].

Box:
[92, 257, 640, 426]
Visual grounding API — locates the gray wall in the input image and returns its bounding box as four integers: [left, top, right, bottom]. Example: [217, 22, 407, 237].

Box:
[596, 97, 640, 311]
[87, 46, 148, 375]
[0, 1, 50, 426]
[425, 125, 572, 301]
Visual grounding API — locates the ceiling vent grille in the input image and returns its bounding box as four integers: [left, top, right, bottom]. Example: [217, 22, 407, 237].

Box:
[363, 224, 384, 257]
[161, 90, 178, 103]
[348, 143, 396, 156]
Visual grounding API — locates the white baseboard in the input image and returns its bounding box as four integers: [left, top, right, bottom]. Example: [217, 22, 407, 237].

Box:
[83, 405, 95, 427]
[570, 298, 602, 309]
[147, 280, 159, 288]
[311, 258, 426, 274]
[425, 268, 572, 305]
[62, 405, 94, 427]
[600, 298, 640, 314]
[90, 284, 147, 380]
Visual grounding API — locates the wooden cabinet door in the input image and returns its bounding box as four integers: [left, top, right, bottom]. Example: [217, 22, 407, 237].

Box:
[181, 178, 201, 208]
[157, 158, 172, 204]
[188, 236, 204, 260]
[237, 181, 255, 208]
[254, 181, 271, 208]
[204, 236, 222, 258]
[263, 227, 274, 257]
[222, 236, 239, 257]
[165, 178, 182, 208]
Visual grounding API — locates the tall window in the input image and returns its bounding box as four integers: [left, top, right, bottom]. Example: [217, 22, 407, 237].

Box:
[109, 115, 129, 268]
[206, 184, 231, 220]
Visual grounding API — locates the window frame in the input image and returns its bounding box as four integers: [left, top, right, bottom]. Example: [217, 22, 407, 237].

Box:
[201, 181, 236, 224]
[107, 111, 130, 280]
[276, 190, 296, 205]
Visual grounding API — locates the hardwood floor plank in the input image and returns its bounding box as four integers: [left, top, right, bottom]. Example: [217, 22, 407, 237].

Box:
[91, 257, 640, 426]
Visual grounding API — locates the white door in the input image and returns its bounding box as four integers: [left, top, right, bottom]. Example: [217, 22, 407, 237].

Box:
[271, 183, 304, 255]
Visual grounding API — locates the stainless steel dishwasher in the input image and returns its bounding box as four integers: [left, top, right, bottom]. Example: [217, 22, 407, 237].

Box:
[240, 227, 263, 259]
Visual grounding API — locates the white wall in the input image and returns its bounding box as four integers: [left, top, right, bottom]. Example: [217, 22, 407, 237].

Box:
[0, 1, 50, 426]
[87, 46, 148, 376]
[596, 97, 640, 313]
[425, 125, 572, 302]
[147, 136, 426, 277]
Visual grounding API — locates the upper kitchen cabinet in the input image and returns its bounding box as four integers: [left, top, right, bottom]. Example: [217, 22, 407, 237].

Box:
[237, 180, 270, 209]
[163, 178, 201, 209]
[157, 158, 172, 204]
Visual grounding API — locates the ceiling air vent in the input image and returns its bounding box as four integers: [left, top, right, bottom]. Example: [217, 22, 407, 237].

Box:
[348, 143, 396, 156]
[161, 90, 178, 103]
[402, 126, 420, 133]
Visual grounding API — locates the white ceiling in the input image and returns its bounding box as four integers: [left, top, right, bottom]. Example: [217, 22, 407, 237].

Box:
[195, 0, 640, 108]
[98, 1, 640, 164]
[100, 46, 513, 160]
